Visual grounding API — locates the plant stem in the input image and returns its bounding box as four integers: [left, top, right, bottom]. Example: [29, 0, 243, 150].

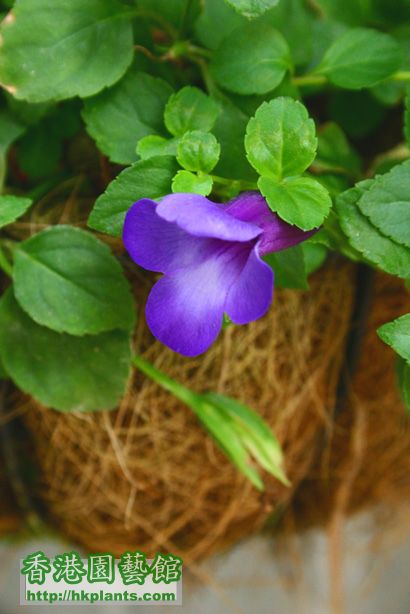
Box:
[133, 355, 198, 407]
[391, 70, 410, 82]
[292, 73, 327, 87]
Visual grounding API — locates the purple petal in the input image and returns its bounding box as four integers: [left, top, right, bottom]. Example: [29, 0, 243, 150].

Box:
[145, 243, 251, 356]
[226, 191, 317, 255]
[157, 193, 262, 242]
[123, 198, 213, 274]
[225, 245, 274, 325]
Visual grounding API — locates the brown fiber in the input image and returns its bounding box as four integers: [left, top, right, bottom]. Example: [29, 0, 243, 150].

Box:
[285, 272, 410, 532]
[15, 258, 354, 563]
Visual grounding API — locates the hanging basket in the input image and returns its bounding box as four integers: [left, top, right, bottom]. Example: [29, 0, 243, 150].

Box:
[286, 272, 410, 532]
[14, 259, 354, 563]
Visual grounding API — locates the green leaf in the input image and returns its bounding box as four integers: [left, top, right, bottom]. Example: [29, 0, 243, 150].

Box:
[203, 391, 289, 486]
[0, 108, 26, 151]
[88, 156, 178, 237]
[13, 226, 135, 336]
[335, 182, 410, 278]
[224, 0, 279, 18]
[378, 314, 410, 364]
[210, 22, 291, 95]
[357, 161, 410, 248]
[258, 176, 332, 231]
[195, 0, 244, 51]
[396, 357, 410, 412]
[263, 244, 308, 289]
[172, 170, 213, 196]
[163, 86, 220, 137]
[176, 130, 220, 173]
[82, 68, 173, 165]
[316, 122, 361, 176]
[316, 28, 402, 89]
[16, 122, 62, 180]
[212, 99, 257, 182]
[302, 242, 328, 275]
[136, 135, 179, 160]
[133, 355, 289, 490]
[245, 98, 317, 180]
[0, 195, 33, 228]
[0, 0, 134, 102]
[0, 289, 131, 412]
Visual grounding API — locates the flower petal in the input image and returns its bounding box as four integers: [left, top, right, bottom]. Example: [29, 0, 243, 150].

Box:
[123, 198, 212, 274]
[225, 245, 274, 325]
[156, 193, 261, 242]
[145, 243, 251, 356]
[226, 191, 316, 255]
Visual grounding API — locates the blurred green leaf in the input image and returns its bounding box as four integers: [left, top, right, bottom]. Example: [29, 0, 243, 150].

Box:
[83, 68, 173, 165]
[264, 244, 308, 289]
[316, 28, 402, 89]
[0, 289, 132, 412]
[0, 0, 134, 102]
[88, 156, 178, 236]
[0, 194, 32, 228]
[13, 226, 136, 335]
[211, 22, 291, 95]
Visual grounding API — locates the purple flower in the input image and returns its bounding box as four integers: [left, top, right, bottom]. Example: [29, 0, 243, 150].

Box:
[123, 191, 314, 357]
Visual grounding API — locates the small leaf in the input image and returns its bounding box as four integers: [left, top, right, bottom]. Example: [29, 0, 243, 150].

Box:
[211, 22, 291, 95]
[176, 130, 220, 173]
[13, 226, 135, 335]
[0, 195, 33, 228]
[357, 160, 410, 248]
[136, 135, 179, 160]
[0, 289, 132, 412]
[164, 86, 220, 137]
[378, 314, 410, 364]
[88, 156, 178, 237]
[336, 182, 410, 278]
[258, 176, 332, 230]
[0, 0, 134, 102]
[264, 244, 308, 289]
[316, 28, 402, 89]
[203, 391, 289, 486]
[396, 357, 410, 412]
[245, 98, 317, 180]
[83, 69, 173, 165]
[224, 0, 279, 19]
[172, 170, 213, 196]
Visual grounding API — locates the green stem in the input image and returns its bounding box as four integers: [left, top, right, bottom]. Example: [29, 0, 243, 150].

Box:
[211, 175, 258, 191]
[133, 355, 199, 408]
[292, 73, 327, 87]
[0, 245, 12, 277]
[391, 70, 410, 82]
